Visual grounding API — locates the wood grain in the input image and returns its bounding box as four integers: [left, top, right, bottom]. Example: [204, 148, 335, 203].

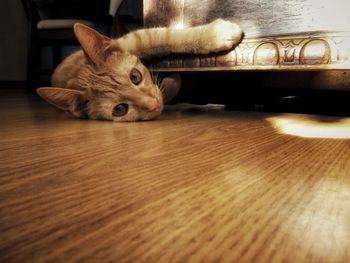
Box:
[144, 0, 184, 28]
[145, 0, 350, 38]
[1, 90, 350, 263]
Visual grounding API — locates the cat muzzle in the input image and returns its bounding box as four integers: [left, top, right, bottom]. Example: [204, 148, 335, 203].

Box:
[145, 100, 162, 112]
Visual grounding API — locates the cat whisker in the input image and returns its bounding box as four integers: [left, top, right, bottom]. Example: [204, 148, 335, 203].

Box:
[149, 65, 156, 83]
[152, 71, 163, 90]
[157, 72, 163, 87]
[150, 69, 155, 82]
[152, 71, 164, 94]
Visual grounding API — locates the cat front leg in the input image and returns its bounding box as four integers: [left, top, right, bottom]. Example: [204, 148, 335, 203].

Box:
[112, 19, 243, 58]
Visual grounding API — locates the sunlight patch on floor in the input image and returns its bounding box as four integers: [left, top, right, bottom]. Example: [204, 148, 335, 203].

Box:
[267, 114, 350, 139]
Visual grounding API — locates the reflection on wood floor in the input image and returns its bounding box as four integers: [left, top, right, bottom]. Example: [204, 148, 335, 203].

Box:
[1, 89, 350, 263]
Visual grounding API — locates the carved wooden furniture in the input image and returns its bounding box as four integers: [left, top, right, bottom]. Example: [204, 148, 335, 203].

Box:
[144, 0, 350, 87]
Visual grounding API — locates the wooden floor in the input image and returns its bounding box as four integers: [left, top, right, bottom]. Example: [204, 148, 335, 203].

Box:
[1, 89, 350, 263]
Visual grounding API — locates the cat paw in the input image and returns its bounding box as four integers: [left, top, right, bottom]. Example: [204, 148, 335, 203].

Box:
[207, 19, 243, 52]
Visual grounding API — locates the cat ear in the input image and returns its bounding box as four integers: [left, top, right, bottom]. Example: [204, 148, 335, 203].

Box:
[37, 87, 89, 118]
[73, 23, 112, 66]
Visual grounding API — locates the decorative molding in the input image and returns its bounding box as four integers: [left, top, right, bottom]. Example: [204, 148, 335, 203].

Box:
[149, 32, 350, 71]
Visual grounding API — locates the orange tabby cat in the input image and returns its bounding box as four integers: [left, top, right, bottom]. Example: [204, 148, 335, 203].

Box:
[37, 19, 242, 121]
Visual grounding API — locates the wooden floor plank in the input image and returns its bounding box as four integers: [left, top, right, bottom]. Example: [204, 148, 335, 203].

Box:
[0, 90, 350, 263]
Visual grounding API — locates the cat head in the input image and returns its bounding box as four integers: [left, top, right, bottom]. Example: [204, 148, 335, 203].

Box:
[37, 24, 163, 122]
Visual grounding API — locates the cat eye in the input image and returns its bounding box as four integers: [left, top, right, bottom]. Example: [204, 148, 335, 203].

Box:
[130, 69, 142, 85]
[113, 103, 128, 117]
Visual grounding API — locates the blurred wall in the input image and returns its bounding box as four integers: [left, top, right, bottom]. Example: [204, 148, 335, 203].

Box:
[0, 0, 27, 81]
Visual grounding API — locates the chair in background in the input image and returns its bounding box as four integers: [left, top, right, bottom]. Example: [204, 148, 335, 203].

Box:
[21, 0, 110, 89]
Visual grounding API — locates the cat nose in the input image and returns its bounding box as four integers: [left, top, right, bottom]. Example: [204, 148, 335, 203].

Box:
[146, 101, 161, 112]
[143, 99, 161, 112]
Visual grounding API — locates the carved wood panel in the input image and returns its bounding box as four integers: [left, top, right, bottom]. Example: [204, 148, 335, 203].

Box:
[182, 0, 350, 38]
[144, 0, 350, 71]
[149, 32, 350, 71]
[145, 0, 350, 38]
[144, 0, 184, 28]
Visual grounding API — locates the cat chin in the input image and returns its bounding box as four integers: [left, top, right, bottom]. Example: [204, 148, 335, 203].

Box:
[139, 107, 164, 121]
[141, 114, 162, 121]
[139, 111, 163, 121]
